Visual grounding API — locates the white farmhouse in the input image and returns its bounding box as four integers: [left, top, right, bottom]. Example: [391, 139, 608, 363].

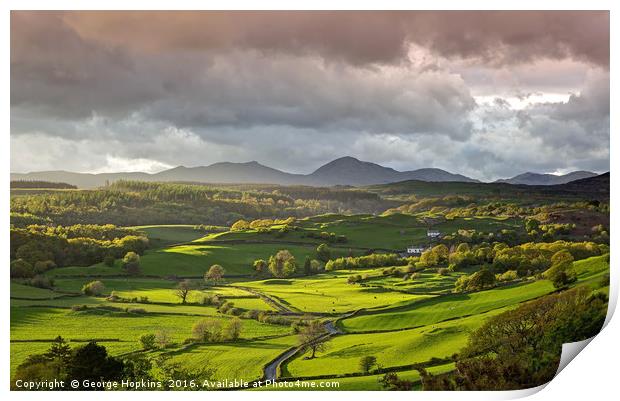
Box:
[427, 229, 441, 238]
[406, 245, 427, 255]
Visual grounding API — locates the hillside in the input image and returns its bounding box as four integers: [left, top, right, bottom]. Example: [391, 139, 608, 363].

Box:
[364, 172, 610, 200]
[496, 170, 597, 185]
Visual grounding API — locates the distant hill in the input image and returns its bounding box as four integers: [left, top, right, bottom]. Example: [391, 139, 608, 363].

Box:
[306, 157, 478, 186]
[495, 171, 597, 185]
[363, 172, 609, 200]
[544, 172, 610, 196]
[10, 157, 478, 188]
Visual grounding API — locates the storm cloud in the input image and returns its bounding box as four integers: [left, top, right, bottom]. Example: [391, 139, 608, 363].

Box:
[10, 11, 609, 180]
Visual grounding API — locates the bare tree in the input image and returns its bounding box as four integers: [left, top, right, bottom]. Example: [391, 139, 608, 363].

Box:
[298, 320, 329, 359]
[175, 279, 194, 304]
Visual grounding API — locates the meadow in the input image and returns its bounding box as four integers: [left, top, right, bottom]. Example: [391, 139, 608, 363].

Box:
[9, 192, 610, 390]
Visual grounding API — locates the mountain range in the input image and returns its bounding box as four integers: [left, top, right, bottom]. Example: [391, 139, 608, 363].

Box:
[10, 156, 597, 189]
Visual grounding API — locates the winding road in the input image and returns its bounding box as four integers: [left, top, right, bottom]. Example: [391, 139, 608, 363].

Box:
[263, 311, 357, 381]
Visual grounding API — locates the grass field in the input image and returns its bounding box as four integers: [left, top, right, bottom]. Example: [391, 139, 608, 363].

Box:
[139, 243, 344, 277]
[11, 306, 291, 343]
[9, 209, 610, 391]
[340, 255, 609, 332]
[339, 280, 555, 332]
[10, 282, 61, 299]
[284, 308, 507, 377]
[164, 335, 298, 382]
[243, 271, 432, 313]
[131, 225, 218, 248]
[257, 363, 456, 391]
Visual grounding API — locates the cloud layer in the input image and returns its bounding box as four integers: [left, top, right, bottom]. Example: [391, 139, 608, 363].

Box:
[10, 11, 609, 181]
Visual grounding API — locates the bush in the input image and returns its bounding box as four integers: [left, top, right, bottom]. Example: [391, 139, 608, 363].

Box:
[224, 317, 243, 341]
[126, 307, 147, 314]
[192, 318, 223, 342]
[29, 275, 54, 289]
[437, 268, 450, 276]
[122, 251, 141, 275]
[33, 260, 56, 274]
[497, 270, 518, 282]
[81, 280, 105, 296]
[139, 333, 156, 350]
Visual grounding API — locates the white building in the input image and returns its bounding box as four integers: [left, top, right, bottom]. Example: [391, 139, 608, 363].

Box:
[406, 245, 427, 255]
[427, 229, 441, 238]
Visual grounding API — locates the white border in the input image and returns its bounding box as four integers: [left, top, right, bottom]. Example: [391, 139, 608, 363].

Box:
[2, 2, 616, 401]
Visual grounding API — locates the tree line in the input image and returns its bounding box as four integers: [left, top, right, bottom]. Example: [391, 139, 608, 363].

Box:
[10, 224, 149, 278]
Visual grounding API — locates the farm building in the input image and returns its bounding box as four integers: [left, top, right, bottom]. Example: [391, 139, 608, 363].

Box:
[427, 229, 441, 238]
[406, 245, 427, 255]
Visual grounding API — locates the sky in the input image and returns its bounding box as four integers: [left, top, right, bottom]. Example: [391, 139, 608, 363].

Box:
[10, 11, 610, 181]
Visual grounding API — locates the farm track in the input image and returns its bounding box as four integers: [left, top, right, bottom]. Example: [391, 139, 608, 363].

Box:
[228, 285, 307, 315]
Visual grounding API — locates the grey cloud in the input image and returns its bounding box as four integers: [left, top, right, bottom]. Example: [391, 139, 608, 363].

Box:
[51, 11, 609, 67]
[9, 11, 610, 180]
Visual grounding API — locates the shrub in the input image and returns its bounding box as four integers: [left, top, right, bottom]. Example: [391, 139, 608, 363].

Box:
[81, 280, 105, 296]
[437, 268, 450, 276]
[224, 317, 243, 341]
[155, 329, 173, 348]
[139, 333, 156, 350]
[192, 318, 223, 342]
[29, 275, 54, 289]
[122, 251, 141, 275]
[497, 270, 518, 282]
[127, 307, 147, 314]
[33, 260, 56, 274]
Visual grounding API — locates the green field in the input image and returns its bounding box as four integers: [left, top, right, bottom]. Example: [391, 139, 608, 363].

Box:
[340, 255, 608, 332]
[257, 363, 455, 391]
[11, 282, 62, 299]
[243, 271, 432, 313]
[131, 225, 212, 248]
[284, 308, 507, 377]
[139, 243, 349, 277]
[9, 207, 610, 391]
[165, 335, 298, 382]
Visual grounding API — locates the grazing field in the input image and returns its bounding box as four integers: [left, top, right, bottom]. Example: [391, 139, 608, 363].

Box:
[361, 268, 476, 294]
[9, 201, 610, 391]
[10, 282, 61, 299]
[340, 255, 609, 333]
[11, 307, 290, 343]
[47, 261, 130, 277]
[139, 243, 337, 277]
[131, 225, 211, 247]
[165, 335, 299, 382]
[339, 280, 555, 332]
[284, 309, 507, 377]
[242, 272, 432, 313]
[257, 363, 456, 391]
